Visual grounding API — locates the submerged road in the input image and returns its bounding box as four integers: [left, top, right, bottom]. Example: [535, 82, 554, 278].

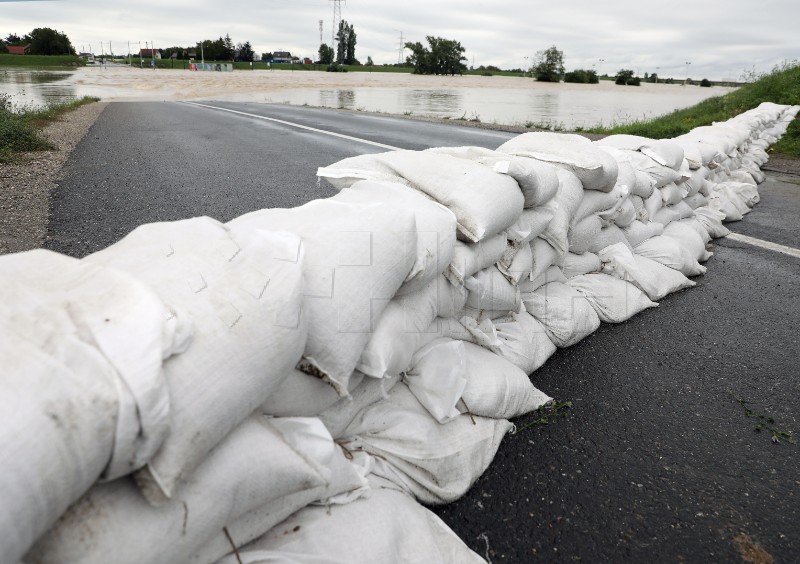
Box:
[46, 102, 799, 562]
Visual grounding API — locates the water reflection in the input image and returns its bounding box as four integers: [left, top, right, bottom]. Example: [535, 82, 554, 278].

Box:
[0, 68, 77, 109]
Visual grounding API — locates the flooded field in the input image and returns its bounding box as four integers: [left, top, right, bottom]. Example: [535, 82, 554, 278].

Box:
[0, 65, 735, 129]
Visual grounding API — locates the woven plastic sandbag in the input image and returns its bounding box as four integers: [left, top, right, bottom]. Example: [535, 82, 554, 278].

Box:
[568, 273, 658, 323]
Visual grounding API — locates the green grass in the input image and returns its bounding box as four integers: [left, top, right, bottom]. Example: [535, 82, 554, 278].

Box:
[0, 95, 99, 163]
[0, 54, 85, 67]
[585, 61, 800, 157]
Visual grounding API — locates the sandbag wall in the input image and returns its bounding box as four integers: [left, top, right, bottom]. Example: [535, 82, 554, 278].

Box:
[2, 101, 797, 564]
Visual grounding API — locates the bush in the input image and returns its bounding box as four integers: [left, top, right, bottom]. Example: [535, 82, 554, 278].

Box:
[326, 63, 348, 72]
[564, 69, 599, 84]
[615, 69, 640, 86]
[700, 78, 712, 87]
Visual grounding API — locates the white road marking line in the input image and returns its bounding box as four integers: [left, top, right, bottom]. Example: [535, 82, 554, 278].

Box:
[183, 101, 402, 151]
[725, 232, 800, 259]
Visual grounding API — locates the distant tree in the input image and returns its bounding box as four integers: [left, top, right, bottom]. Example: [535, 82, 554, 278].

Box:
[648, 73, 659, 83]
[162, 46, 188, 59]
[236, 41, 254, 62]
[366, 55, 374, 66]
[404, 36, 466, 75]
[318, 43, 333, 64]
[335, 20, 357, 65]
[5, 33, 23, 45]
[25, 28, 75, 55]
[700, 78, 712, 87]
[261, 52, 273, 62]
[197, 37, 226, 61]
[564, 69, 598, 84]
[222, 34, 235, 60]
[533, 46, 565, 82]
[0, 42, 7, 54]
[615, 69, 640, 85]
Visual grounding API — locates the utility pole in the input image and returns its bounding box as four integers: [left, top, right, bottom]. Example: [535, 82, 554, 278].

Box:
[319, 20, 323, 46]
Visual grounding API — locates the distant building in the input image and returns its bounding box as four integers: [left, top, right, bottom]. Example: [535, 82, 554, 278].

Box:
[7, 44, 31, 56]
[272, 51, 292, 64]
[139, 48, 162, 60]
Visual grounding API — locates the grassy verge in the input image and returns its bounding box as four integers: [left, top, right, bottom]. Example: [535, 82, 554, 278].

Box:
[584, 61, 800, 157]
[0, 95, 99, 163]
[0, 54, 85, 67]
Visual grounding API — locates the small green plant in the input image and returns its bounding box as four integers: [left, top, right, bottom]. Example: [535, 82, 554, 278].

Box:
[513, 400, 572, 434]
[0, 94, 98, 163]
[730, 391, 796, 444]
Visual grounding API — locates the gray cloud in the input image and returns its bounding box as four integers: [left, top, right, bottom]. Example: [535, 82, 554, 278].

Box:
[2, 0, 798, 80]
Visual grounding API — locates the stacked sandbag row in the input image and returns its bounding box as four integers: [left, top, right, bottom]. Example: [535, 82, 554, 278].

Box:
[3, 102, 797, 564]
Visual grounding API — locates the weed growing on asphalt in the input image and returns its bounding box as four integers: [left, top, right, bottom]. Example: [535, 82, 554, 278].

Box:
[513, 400, 572, 434]
[729, 391, 796, 444]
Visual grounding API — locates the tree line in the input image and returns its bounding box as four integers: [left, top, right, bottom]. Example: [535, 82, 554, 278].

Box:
[1, 29, 75, 55]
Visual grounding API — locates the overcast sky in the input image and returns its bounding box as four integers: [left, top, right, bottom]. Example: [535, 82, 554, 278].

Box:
[2, 0, 798, 80]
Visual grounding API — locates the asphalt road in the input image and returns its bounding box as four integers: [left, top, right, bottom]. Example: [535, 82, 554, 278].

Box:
[45, 102, 800, 563]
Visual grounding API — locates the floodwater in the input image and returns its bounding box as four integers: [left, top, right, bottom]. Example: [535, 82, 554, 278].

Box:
[0, 65, 735, 129]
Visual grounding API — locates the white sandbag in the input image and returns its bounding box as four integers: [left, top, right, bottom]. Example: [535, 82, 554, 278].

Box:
[683, 168, 710, 197]
[491, 309, 557, 374]
[644, 185, 663, 220]
[651, 205, 682, 227]
[446, 233, 507, 287]
[404, 338, 468, 423]
[611, 198, 637, 228]
[540, 169, 585, 254]
[261, 370, 365, 417]
[320, 375, 402, 439]
[523, 282, 601, 348]
[660, 182, 687, 206]
[568, 215, 603, 254]
[624, 150, 682, 188]
[217, 489, 485, 564]
[594, 145, 638, 191]
[348, 150, 525, 242]
[187, 442, 368, 564]
[573, 185, 626, 226]
[506, 205, 556, 246]
[634, 235, 706, 277]
[562, 251, 601, 279]
[341, 383, 513, 505]
[595, 135, 685, 170]
[622, 220, 664, 248]
[693, 206, 730, 238]
[684, 193, 709, 209]
[630, 195, 646, 220]
[599, 243, 695, 301]
[678, 217, 711, 245]
[229, 200, 414, 397]
[498, 237, 534, 285]
[663, 220, 712, 263]
[568, 273, 658, 323]
[88, 218, 309, 504]
[332, 180, 457, 295]
[631, 169, 656, 198]
[497, 132, 618, 192]
[0, 249, 172, 481]
[317, 152, 407, 190]
[461, 341, 552, 418]
[523, 264, 568, 292]
[426, 146, 560, 208]
[709, 189, 744, 222]
[466, 266, 522, 315]
[358, 275, 466, 379]
[406, 338, 551, 424]
[531, 237, 561, 281]
[586, 225, 632, 254]
[26, 416, 334, 564]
